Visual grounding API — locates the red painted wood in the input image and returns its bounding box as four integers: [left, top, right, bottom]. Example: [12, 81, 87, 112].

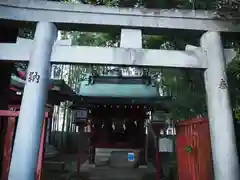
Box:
[1, 117, 17, 180]
[9, 87, 21, 92]
[0, 110, 48, 117]
[176, 117, 213, 180]
[17, 71, 26, 80]
[0, 109, 49, 180]
[8, 105, 21, 111]
[36, 118, 48, 180]
[0, 111, 19, 117]
[89, 147, 95, 164]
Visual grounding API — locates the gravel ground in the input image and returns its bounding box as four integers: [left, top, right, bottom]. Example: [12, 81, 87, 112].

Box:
[42, 151, 89, 180]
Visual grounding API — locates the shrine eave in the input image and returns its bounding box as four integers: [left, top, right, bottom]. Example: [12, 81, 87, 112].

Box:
[78, 80, 160, 98]
[70, 95, 171, 111]
[10, 75, 76, 103]
[0, 1, 240, 33]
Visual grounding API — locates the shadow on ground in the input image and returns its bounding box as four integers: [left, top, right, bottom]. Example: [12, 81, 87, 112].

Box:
[42, 152, 88, 180]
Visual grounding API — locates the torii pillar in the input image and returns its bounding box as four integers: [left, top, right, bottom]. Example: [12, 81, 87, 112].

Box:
[8, 22, 57, 180]
[201, 31, 240, 180]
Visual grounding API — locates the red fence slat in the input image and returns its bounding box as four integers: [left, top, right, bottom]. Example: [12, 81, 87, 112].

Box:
[0, 110, 50, 180]
[176, 117, 213, 180]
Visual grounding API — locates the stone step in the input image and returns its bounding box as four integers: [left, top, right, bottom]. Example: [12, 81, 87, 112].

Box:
[90, 178, 136, 180]
[44, 161, 65, 172]
[80, 160, 156, 180]
[85, 168, 146, 180]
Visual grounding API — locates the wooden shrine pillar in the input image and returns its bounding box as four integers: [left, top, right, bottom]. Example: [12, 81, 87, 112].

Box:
[155, 136, 161, 180]
[89, 126, 96, 164]
[45, 106, 54, 144]
[36, 113, 49, 180]
[89, 120, 96, 164]
[1, 114, 18, 180]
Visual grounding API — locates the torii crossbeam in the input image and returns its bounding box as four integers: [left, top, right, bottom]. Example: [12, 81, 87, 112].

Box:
[1, 0, 240, 32]
[0, 39, 237, 68]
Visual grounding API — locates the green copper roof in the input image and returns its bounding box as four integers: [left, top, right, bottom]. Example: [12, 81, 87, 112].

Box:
[78, 80, 160, 98]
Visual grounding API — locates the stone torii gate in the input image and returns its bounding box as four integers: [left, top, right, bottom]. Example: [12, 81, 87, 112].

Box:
[0, 1, 240, 180]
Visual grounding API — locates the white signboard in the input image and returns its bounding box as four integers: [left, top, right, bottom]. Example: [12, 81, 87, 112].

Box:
[75, 109, 88, 122]
[152, 111, 167, 121]
[159, 137, 173, 152]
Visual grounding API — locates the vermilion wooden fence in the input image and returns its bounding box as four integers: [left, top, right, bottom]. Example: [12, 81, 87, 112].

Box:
[0, 110, 49, 180]
[176, 117, 213, 180]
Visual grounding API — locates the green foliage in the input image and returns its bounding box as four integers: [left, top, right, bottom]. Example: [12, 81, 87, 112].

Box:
[17, 28, 35, 70]
[66, 31, 119, 47]
[18, 28, 35, 39]
[228, 58, 240, 120]
[216, 0, 240, 19]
